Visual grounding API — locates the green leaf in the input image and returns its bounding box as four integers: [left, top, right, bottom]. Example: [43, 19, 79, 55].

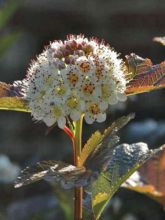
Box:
[51, 183, 74, 220]
[0, 0, 21, 30]
[79, 131, 103, 166]
[79, 113, 135, 167]
[0, 97, 29, 112]
[0, 82, 29, 112]
[89, 143, 164, 219]
[0, 31, 21, 57]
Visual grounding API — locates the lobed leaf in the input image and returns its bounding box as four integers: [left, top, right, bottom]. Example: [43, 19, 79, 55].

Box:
[89, 143, 164, 219]
[15, 115, 164, 219]
[124, 145, 165, 207]
[15, 114, 135, 190]
[79, 113, 135, 168]
[15, 160, 94, 190]
[125, 53, 165, 95]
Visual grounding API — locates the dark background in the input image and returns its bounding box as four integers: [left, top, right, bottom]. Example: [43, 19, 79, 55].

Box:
[0, 0, 165, 219]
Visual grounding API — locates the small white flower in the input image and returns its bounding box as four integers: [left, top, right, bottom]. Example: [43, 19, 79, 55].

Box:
[84, 101, 107, 124]
[24, 35, 127, 128]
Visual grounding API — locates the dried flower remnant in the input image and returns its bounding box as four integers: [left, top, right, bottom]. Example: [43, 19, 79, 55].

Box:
[23, 35, 127, 128]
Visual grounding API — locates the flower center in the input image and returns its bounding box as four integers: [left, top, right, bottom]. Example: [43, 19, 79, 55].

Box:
[68, 72, 79, 86]
[95, 61, 104, 79]
[102, 84, 110, 98]
[79, 61, 91, 73]
[25, 34, 127, 127]
[89, 104, 100, 115]
[83, 82, 95, 94]
[55, 85, 67, 95]
[53, 106, 62, 118]
[67, 97, 78, 109]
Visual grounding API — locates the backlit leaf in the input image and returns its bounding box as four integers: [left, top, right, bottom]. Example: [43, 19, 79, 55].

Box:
[124, 145, 165, 207]
[79, 131, 102, 166]
[15, 160, 93, 189]
[0, 97, 29, 112]
[85, 114, 135, 173]
[15, 115, 164, 220]
[15, 114, 135, 190]
[89, 143, 164, 219]
[125, 53, 165, 95]
[0, 82, 29, 112]
[79, 113, 135, 167]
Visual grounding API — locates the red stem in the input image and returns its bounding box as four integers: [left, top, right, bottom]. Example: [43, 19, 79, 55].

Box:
[64, 123, 83, 220]
[63, 126, 76, 163]
[64, 125, 74, 140]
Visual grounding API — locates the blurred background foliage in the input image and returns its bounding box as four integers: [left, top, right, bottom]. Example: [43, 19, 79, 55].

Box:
[0, 0, 164, 219]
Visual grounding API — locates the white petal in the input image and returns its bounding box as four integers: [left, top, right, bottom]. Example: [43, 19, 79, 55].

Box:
[79, 100, 85, 111]
[100, 101, 108, 111]
[70, 111, 81, 121]
[43, 116, 56, 127]
[117, 93, 127, 102]
[84, 114, 94, 124]
[57, 117, 66, 129]
[96, 112, 106, 123]
[25, 35, 127, 128]
[109, 95, 118, 105]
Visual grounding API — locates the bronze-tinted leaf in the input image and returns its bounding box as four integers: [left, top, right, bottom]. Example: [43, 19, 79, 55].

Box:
[125, 53, 153, 80]
[124, 145, 165, 207]
[87, 143, 164, 219]
[0, 82, 12, 97]
[15, 160, 96, 190]
[15, 114, 135, 190]
[153, 37, 165, 46]
[125, 53, 165, 95]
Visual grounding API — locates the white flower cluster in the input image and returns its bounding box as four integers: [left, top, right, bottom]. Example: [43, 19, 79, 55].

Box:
[25, 35, 127, 128]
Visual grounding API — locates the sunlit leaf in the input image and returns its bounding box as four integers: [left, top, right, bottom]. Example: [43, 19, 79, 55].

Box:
[125, 53, 165, 95]
[15, 160, 92, 189]
[89, 143, 164, 219]
[0, 82, 29, 112]
[15, 114, 135, 190]
[15, 115, 163, 219]
[124, 145, 165, 207]
[79, 131, 102, 166]
[0, 97, 29, 112]
[79, 114, 135, 167]
[153, 37, 165, 46]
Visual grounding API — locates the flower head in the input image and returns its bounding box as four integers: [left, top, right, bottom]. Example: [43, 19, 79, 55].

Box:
[24, 35, 127, 128]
